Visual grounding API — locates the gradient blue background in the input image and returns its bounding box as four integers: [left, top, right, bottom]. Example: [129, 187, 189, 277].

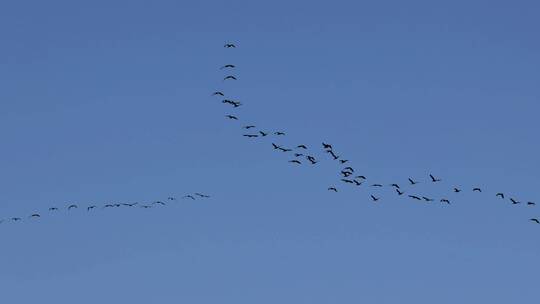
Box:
[1, 0, 539, 303]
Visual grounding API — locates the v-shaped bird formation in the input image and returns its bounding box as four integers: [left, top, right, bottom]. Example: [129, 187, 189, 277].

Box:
[213, 42, 538, 226]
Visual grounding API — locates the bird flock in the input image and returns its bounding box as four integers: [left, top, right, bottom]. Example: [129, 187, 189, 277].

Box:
[214, 42, 539, 226]
[0, 193, 211, 225]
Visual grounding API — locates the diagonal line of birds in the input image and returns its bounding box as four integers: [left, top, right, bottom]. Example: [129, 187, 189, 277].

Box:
[215, 42, 539, 226]
[0, 193, 211, 225]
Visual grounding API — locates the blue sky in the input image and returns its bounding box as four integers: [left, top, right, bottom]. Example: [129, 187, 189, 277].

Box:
[0, 0, 539, 303]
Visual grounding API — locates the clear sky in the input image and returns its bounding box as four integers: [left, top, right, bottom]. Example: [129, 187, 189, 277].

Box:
[0, 0, 539, 303]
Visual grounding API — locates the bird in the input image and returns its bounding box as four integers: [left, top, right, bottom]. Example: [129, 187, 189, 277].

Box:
[440, 199, 451, 204]
[167, 197, 176, 201]
[326, 150, 339, 160]
[29, 213, 40, 218]
[454, 188, 462, 193]
[408, 178, 419, 185]
[272, 143, 281, 150]
[510, 198, 521, 205]
[396, 189, 404, 196]
[140, 205, 152, 209]
[371, 184, 383, 187]
[527, 202, 536, 206]
[341, 179, 354, 184]
[68, 204, 78, 210]
[289, 160, 302, 165]
[243, 134, 259, 138]
[87, 205, 96, 211]
[294, 153, 304, 157]
[212, 91, 224, 96]
[259, 131, 268, 137]
[339, 159, 349, 164]
[473, 188, 482, 192]
[123, 203, 138, 207]
[103, 204, 114, 208]
[353, 180, 362, 186]
[183, 195, 196, 200]
[223, 75, 237, 81]
[297, 145, 308, 149]
[322, 142, 333, 150]
[496, 193, 505, 199]
[306, 156, 317, 164]
[224, 43, 236, 48]
[390, 183, 400, 189]
[278, 147, 292, 152]
[195, 193, 210, 198]
[243, 125, 256, 129]
[274, 131, 285, 136]
[430, 174, 441, 182]
[530, 218, 540, 224]
[49, 207, 58, 211]
[225, 115, 238, 120]
[328, 187, 338, 192]
[409, 195, 422, 200]
[343, 167, 354, 172]
[220, 64, 235, 69]
[152, 201, 166, 206]
[341, 171, 353, 177]
[422, 197, 434, 202]
[355, 175, 366, 180]
[370, 195, 380, 202]
[12, 217, 21, 222]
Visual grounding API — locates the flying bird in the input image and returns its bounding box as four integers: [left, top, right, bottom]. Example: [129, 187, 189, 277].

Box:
[140, 205, 152, 209]
[408, 178, 419, 185]
[326, 150, 339, 160]
[152, 201, 166, 206]
[409, 195, 422, 200]
[123, 203, 138, 207]
[297, 145, 308, 149]
[29, 214, 40, 218]
[328, 187, 338, 192]
[396, 189, 404, 196]
[454, 188, 462, 193]
[371, 195, 380, 202]
[527, 201, 536, 206]
[12, 217, 21, 222]
[274, 131, 285, 136]
[422, 197, 434, 202]
[390, 184, 400, 189]
[259, 131, 268, 137]
[339, 159, 349, 164]
[278, 147, 292, 152]
[341, 179, 354, 184]
[224, 75, 237, 81]
[68, 204, 78, 210]
[430, 174, 441, 182]
[530, 218, 540, 224]
[322, 143, 333, 150]
[355, 176, 366, 180]
[306, 156, 317, 164]
[294, 153, 304, 157]
[272, 143, 281, 150]
[353, 180, 362, 186]
[183, 195, 196, 200]
[510, 198, 521, 205]
[243, 125, 256, 129]
[220, 64, 235, 69]
[87, 205, 96, 211]
[224, 43, 236, 48]
[289, 160, 302, 165]
[49, 207, 59, 211]
[440, 199, 451, 204]
[212, 91, 224, 96]
[371, 184, 383, 187]
[167, 197, 176, 201]
[496, 193, 505, 199]
[341, 170, 352, 177]
[343, 167, 354, 172]
[243, 134, 259, 138]
[195, 193, 210, 198]
[473, 188, 482, 192]
[225, 115, 238, 120]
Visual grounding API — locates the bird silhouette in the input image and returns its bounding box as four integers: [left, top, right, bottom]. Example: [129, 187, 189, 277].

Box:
[343, 167, 354, 172]
[224, 75, 237, 81]
[167, 197, 176, 201]
[339, 159, 349, 164]
[195, 193, 210, 198]
[103, 204, 114, 208]
[289, 160, 302, 165]
[390, 184, 400, 189]
[272, 143, 281, 150]
[259, 131, 268, 137]
[322, 143, 333, 150]
[355, 176, 366, 180]
[473, 188, 482, 192]
[212, 91, 224, 96]
[68, 204, 78, 210]
[327, 150, 339, 160]
[353, 180, 362, 186]
[341, 179, 354, 184]
[220, 64, 235, 69]
[152, 201, 166, 206]
[297, 145, 308, 149]
[123, 203, 138, 207]
[496, 193, 505, 199]
[243, 125, 256, 129]
[371, 195, 380, 202]
[530, 218, 540, 224]
[510, 198, 521, 205]
[396, 189, 404, 195]
[454, 188, 462, 193]
[328, 187, 338, 192]
[430, 174, 441, 182]
[224, 43, 236, 48]
[12, 217, 21, 221]
[87, 206, 96, 211]
[341, 170, 352, 177]
[278, 147, 292, 152]
[29, 214, 40, 218]
[274, 131, 285, 136]
[409, 195, 422, 200]
[49, 207, 58, 211]
[440, 199, 451, 204]
[408, 178, 419, 185]
[422, 197, 434, 202]
[225, 115, 238, 120]
[527, 201, 536, 206]
[183, 195, 196, 200]
[371, 184, 383, 187]
[243, 134, 259, 138]
[294, 153, 304, 157]
[306, 156, 317, 164]
[140, 205, 152, 209]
